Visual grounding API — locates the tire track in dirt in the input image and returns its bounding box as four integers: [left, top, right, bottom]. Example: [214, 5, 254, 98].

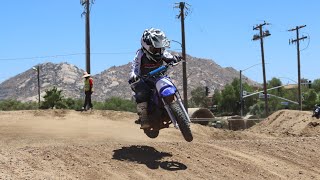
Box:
[0, 110, 319, 180]
[210, 138, 320, 180]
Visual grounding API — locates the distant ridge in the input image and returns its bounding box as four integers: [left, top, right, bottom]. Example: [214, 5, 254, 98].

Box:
[0, 54, 258, 102]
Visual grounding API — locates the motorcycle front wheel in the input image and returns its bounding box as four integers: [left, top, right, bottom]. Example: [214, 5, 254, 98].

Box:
[170, 102, 193, 142]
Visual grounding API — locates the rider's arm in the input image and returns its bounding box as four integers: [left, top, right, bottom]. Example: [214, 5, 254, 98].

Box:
[130, 49, 143, 78]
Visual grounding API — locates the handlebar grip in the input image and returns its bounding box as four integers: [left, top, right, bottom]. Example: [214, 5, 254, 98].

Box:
[147, 65, 167, 76]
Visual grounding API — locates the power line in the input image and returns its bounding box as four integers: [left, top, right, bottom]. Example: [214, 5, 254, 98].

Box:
[299, 32, 310, 52]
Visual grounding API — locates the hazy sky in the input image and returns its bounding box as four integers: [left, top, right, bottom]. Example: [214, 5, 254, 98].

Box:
[0, 0, 318, 84]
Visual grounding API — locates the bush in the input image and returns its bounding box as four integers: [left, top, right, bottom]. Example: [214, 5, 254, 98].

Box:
[94, 97, 136, 112]
[62, 98, 83, 110]
[0, 99, 38, 111]
[0, 95, 135, 113]
[41, 86, 64, 109]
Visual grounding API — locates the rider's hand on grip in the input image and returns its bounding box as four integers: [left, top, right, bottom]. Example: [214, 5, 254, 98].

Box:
[172, 55, 182, 66]
[173, 55, 182, 63]
[128, 73, 139, 84]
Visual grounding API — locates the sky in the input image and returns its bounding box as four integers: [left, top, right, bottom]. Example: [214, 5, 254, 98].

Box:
[0, 0, 319, 85]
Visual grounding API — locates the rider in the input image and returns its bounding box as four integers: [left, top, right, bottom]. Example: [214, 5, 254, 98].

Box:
[129, 28, 182, 129]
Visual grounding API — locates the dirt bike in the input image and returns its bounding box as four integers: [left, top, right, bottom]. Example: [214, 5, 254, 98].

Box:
[312, 106, 320, 119]
[130, 61, 193, 142]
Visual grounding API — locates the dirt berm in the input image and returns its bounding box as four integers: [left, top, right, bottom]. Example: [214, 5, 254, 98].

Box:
[0, 109, 319, 180]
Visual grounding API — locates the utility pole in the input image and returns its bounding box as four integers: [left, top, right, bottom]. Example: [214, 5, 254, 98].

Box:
[32, 65, 41, 108]
[253, 21, 271, 117]
[175, 2, 190, 111]
[37, 66, 40, 108]
[240, 70, 243, 117]
[288, 25, 307, 111]
[81, 0, 94, 74]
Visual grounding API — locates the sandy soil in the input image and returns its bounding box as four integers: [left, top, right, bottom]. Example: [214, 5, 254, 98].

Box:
[0, 109, 319, 180]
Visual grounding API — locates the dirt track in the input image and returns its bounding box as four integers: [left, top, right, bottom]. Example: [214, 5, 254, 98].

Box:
[0, 109, 319, 180]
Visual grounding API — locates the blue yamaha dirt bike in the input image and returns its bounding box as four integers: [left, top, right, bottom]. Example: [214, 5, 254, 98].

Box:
[131, 62, 193, 142]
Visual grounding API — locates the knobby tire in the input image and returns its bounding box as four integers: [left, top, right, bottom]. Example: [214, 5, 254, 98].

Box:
[170, 102, 193, 142]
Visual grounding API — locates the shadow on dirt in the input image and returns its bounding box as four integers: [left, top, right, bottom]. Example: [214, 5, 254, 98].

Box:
[112, 145, 187, 171]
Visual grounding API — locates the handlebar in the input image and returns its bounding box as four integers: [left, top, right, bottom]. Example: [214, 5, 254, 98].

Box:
[129, 61, 179, 84]
[147, 61, 177, 77]
[147, 65, 168, 76]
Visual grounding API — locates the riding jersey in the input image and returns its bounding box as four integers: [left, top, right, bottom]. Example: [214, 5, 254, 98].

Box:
[130, 49, 174, 78]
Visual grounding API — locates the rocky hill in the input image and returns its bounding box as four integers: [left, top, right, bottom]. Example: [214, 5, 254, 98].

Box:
[0, 54, 258, 102]
[0, 62, 84, 102]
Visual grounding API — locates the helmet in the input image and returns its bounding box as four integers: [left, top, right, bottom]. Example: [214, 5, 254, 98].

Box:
[141, 28, 170, 62]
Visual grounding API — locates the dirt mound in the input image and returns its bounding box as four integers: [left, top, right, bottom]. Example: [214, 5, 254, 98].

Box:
[249, 110, 320, 137]
[33, 109, 69, 117]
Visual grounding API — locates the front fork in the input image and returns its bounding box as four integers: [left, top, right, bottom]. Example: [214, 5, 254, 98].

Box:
[161, 93, 191, 129]
[177, 97, 191, 123]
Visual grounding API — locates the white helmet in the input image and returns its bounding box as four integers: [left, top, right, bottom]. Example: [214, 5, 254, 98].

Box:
[141, 28, 170, 62]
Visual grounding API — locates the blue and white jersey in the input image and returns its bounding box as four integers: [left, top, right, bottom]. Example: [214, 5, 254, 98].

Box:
[129, 49, 174, 78]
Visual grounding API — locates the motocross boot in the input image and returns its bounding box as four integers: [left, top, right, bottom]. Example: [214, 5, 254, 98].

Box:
[137, 102, 150, 129]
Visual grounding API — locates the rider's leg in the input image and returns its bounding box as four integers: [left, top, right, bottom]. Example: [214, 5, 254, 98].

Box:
[136, 102, 150, 129]
[132, 80, 151, 129]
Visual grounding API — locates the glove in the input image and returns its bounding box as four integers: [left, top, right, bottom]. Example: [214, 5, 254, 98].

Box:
[129, 73, 139, 84]
[170, 55, 182, 66]
[173, 54, 183, 63]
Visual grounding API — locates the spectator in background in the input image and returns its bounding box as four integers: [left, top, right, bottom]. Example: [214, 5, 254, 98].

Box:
[82, 72, 93, 111]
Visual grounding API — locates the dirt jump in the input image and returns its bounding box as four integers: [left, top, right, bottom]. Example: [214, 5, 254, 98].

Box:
[0, 109, 319, 180]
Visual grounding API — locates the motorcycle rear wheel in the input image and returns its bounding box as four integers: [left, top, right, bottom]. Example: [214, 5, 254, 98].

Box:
[143, 129, 159, 138]
[170, 102, 193, 142]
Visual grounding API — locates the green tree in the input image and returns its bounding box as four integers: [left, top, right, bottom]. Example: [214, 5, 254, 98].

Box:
[266, 78, 283, 113]
[303, 89, 318, 110]
[241, 82, 257, 115]
[190, 87, 208, 108]
[249, 101, 265, 117]
[231, 78, 241, 100]
[282, 88, 299, 110]
[210, 78, 258, 116]
[312, 79, 320, 92]
[268, 77, 282, 87]
[268, 77, 283, 95]
[42, 86, 64, 109]
[220, 84, 237, 114]
[212, 89, 222, 106]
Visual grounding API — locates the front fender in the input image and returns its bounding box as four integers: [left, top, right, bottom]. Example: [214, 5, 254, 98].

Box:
[160, 86, 177, 97]
[156, 77, 176, 97]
